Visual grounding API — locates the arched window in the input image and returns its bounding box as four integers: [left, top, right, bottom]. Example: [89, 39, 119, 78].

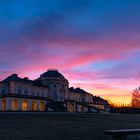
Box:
[11, 100, 19, 111]
[68, 103, 74, 112]
[32, 101, 37, 111]
[39, 101, 45, 111]
[22, 100, 28, 111]
[1, 99, 6, 111]
[80, 106, 85, 113]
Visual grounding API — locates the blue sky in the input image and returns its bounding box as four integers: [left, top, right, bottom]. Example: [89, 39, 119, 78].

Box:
[0, 0, 140, 103]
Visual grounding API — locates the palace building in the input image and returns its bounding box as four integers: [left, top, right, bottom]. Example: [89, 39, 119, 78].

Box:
[0, 69, 110, 112]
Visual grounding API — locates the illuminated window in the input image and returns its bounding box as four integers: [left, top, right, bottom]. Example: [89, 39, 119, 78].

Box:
[22, 100, 28, 111]
[68, 103, 74, 112]
[81, 106, 85, 113]
[39, 101, 45, 111]
[1, 99, 6, 110]
[32, 101, 37, 111]
[11, 100, 18, 111]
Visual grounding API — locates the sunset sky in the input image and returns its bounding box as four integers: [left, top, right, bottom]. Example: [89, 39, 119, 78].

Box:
[0, 0, 140, 104]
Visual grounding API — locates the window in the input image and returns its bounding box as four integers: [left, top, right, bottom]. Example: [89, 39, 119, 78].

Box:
[2, 99, 6, 110]
[17, 89, 22, 94]
[39, 101, 45, 111]
[60, 89, 66, 93]
[22, 100, 28, 111]
[11, 100, 19, 110]
[31, 92, 34, 96]
[24, 90, 28, 95]
[32, 101, 37, 111]
[37, 92, 40, 96]
[62, 85, 65, 88]
[1, 89, 6, 95]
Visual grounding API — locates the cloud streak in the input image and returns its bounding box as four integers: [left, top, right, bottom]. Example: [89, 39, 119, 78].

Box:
[0, 0, 140, 104]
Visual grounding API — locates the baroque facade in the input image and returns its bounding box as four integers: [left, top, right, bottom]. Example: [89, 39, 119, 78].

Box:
[0, 69, 110, 112]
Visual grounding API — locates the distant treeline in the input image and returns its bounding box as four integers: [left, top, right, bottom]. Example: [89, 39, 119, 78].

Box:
[110, 107, 140, 114]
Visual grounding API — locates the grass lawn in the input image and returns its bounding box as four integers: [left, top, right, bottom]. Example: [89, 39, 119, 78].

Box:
[0, 113, 140, 140]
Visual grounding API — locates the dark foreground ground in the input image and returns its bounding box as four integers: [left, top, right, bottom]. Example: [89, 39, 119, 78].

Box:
[0, 113, 140, 140]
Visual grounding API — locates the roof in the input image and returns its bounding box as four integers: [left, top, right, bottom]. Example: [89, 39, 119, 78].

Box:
[2, 74, 47, 88]
[93, 96, 109, 105]
[69, 87, 89, 94]
[2, 74, 33, 83]
[40, 69, 65, 79]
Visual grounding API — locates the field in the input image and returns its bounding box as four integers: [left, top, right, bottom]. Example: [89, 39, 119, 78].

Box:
[0, 113, 140, 140]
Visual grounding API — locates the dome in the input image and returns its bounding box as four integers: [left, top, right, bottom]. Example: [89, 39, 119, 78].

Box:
[40, 69, 65, 79]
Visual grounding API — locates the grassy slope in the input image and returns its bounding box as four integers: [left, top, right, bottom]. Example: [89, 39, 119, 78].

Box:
[0, 113, 140, 140]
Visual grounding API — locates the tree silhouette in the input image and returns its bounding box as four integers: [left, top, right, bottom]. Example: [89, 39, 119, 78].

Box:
[131, 87, 140, 108]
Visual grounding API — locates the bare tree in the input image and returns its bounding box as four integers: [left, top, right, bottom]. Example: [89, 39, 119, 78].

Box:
[131, 87, 140, 108]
